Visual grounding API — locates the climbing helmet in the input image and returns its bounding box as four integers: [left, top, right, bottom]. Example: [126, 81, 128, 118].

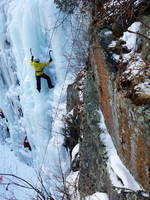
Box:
[34, 58, 40, 63]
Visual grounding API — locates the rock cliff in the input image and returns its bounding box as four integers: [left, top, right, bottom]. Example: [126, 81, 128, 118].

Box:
[60, 0, 150, 199]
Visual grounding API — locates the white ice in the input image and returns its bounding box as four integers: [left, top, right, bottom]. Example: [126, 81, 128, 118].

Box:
[0, 144, 36, 199]
[0, 0, 73, 198]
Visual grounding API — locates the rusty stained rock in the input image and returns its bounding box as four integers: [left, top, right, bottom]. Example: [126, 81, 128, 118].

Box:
[90, 33, 150, 191]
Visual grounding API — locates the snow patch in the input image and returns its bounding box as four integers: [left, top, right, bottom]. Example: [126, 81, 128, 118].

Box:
[121, 22, 141, 50]
[98, 110, 142, 191]
[72, 144, 79, 161]
[85, 192, 109, 200]
[66, 171, 80, 200]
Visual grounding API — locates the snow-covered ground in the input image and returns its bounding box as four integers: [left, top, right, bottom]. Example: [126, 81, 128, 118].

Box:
[0, 144, 36, 199]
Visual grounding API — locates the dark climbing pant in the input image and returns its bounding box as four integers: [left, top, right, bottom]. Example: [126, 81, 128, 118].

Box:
[36, 74, 53, 92]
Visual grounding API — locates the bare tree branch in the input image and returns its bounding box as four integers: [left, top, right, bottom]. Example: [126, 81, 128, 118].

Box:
[0, 174, 45, 200]
[127, 30, 150, 41]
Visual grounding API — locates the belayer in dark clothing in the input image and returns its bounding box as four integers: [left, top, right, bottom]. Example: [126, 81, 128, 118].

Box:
[30, 48, 54, 92]
[23, 136, 31, 151]
[0, 109, 5, 119]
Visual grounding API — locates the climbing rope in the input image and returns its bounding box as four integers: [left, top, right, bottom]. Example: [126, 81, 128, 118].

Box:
[46, 11, 63, 58]
[28, 4, 85, 197]
[38, 14, 83, 173]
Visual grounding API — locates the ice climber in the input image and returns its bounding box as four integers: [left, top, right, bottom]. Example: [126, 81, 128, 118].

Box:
[23, 136, 31, 151]
[30, 49, 54, 92]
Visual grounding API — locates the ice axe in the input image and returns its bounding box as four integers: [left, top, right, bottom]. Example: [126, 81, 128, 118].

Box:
[30, 48, 34, 61]
[30, 48, 33, 56]
[49, 49, 52, 59]
[49, 49, 52, 55]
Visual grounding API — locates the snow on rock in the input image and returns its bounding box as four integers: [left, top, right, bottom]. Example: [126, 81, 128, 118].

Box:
[110, 20, 150, 104]
[121, 22, 141, 51]
[72, 144, 79, 161]
[124, 54, 145, 77]
[66, 171, 80, 200]
[135, 81, 150, 96]
[85, 192, 109, 200]
[111, 22, 142, 63]
[98, 110, 142, 191]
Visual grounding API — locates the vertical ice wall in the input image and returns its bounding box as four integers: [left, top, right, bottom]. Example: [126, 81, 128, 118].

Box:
[0, 0, 25, 150]
[0, 0, 71, 198]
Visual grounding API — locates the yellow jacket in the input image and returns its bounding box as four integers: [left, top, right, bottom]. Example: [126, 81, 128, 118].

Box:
[31, 61, 51, 76]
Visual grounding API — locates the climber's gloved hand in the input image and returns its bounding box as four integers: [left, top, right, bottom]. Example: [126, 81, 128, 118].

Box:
[49, 57, 52, 62]
[49, 50, 52, 62]
[31, 56, 34, 62]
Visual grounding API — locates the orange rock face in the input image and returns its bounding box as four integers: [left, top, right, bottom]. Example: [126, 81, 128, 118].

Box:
[91, 34, 150, 191]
